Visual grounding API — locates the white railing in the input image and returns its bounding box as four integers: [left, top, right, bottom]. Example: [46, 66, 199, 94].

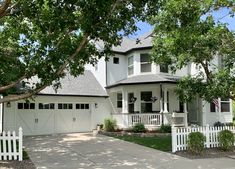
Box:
[128, 113, 162, 126]
[112, 113, 162, 129]
[172, 125, 235, 153]
[0, 127, 23, 161]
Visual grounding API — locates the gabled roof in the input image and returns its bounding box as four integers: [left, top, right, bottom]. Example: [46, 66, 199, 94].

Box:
[112, 31, 153, 54]
[39, 70, 108, 97]
[106, 74, 180, 89]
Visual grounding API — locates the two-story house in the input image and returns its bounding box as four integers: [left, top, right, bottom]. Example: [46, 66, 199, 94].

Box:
[1, 32, 233, 135]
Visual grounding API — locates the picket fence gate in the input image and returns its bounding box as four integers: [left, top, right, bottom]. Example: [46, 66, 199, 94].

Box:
[172, 125, 235, 153]
[0, 127, 23, 161]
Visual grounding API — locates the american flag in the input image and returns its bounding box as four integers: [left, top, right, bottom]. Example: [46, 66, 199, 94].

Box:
[213, 99, 219, 109]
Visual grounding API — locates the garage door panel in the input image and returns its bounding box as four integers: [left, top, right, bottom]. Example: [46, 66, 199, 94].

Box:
[56, 111, 73, 133]
[73, 110, 91, 132]
[16, 111, 35, 136]
[36, 111, 54, 135]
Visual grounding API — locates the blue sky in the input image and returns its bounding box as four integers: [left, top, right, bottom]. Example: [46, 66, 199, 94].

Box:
[131, 8, 234, 38]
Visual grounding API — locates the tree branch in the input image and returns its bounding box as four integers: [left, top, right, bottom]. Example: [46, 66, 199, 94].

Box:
[0, 75, 26, 93]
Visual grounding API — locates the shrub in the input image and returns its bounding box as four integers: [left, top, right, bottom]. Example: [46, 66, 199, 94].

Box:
[104, 118, 117, 132]
[214, 121, 225, 127]
[218, 129, 234, 151]
[159, 124, 171, 133]
[187, 132, 205, 155]
[132, 123, 146, 133]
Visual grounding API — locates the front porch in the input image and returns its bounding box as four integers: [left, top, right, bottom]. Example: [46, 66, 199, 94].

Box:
[108, 83, 191, 129]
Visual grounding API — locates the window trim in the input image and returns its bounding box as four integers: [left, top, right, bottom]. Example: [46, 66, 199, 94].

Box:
[17, 102, 35, 110]
[128, 55, 134, 75]
[117, 93, 122, 108]
[140, 91, 153, 113]
[210, 98, 230, 113]
[38, 103, 55, 110]
[140, 53, 152, 73]
[58, 103, 73, 110]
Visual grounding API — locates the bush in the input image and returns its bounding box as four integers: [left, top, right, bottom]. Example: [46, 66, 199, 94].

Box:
[214, 121, 225, 127]
[187, 132, 205, 155]
[160, 124, 171, 133]
[104, 118, 117, 132]
[218, 129, 234, 151]
[132, 123, 146, 133]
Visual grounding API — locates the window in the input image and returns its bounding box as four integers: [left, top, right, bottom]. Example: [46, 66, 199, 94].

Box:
[76, 103, 90, 110]
[160, 64, 169, 73]
[141, 91, 152, 113]
[39, 103, 55, 109]
[113, 57, 119, 64]
[117, 93, 122, 108]
[58, 103, 73, 109]
[17, 103, 35, 109]
[140, 54, 151, 73]
[128, 93, 134, 113]
[210, 102, 216, 112]
[221, 98, 230, 112]
[210, 98, 230, 112]
[128, 56, 134, 75]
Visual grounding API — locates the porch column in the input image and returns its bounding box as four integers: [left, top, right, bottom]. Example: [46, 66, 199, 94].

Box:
[183, 102, 188, 127]
[163, 88, 168, 113]
[122, 89, 128, 114]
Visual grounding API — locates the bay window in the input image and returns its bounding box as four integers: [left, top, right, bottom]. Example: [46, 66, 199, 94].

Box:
[140, 54, 151, 73]
[128, 56, 134, 75]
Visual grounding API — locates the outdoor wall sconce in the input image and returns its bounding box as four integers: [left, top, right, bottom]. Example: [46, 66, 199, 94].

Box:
[6, 102, 11, 107]
[151, 96, 158, 103]
[130, 97, 137, 103]
[95, 103, 98, 108]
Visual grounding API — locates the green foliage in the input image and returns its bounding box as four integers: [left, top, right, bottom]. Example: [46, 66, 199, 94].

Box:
[218, 129, 234, 151]
[0, 0, 156, 102]
[187, 132, 205, 155]
[132, 123, 146, 133]
[104, 118, 117, 132]
[159, 124, 171, 133]
[149, 0, 235, 102]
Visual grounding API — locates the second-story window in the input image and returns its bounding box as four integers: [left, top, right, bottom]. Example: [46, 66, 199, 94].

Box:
[113, 57, 119, 64]
[160, 64, 169, 73]
[140, 54, 151, 73]
[128, 56, 134, 75]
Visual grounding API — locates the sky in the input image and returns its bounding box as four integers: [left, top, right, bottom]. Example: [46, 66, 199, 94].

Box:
[131, 8, 235, 38]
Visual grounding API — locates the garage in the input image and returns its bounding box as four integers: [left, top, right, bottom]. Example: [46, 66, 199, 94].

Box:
[3, 71, 111, 135]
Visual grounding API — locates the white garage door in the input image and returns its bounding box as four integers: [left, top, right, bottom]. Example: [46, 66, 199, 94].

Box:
[15, 102, 91, 135]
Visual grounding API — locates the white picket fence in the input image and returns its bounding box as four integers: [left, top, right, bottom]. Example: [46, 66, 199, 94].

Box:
[172, 125, 235, 153]
[0, 127, 23, 161]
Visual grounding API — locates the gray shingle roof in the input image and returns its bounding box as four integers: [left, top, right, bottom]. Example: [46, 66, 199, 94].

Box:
[106, 74, 180, 88]
[112, 31, 153, 53]
[39, 70, 108, 97]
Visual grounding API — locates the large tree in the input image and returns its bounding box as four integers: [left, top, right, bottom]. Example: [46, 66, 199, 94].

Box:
[149, 0, 235, 102]
[0, 0, 157, 103]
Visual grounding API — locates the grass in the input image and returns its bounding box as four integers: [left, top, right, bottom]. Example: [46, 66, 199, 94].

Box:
[113, 135, 172, 152]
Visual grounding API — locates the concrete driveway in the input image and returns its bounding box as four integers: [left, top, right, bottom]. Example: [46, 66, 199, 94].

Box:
[24, 133, 235, 169]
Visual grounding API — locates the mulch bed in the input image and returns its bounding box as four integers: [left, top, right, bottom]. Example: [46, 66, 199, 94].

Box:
[0, 159, 35, 169]
[100, 130, 171, 137]
[175, 148, 235, 159]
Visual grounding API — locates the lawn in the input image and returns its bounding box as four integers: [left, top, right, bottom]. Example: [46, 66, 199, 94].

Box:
[113, 135, 172, 152]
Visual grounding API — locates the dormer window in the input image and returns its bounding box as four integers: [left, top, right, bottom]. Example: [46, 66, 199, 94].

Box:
[160, 64, 169, 73]
[128, 56, 134, 75]
[140, 54, 151, 73]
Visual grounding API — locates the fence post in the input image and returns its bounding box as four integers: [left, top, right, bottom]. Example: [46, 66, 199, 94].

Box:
[18, 127, 23, 161]
[172, 126, 177, 153]
[205, 124, 210, 148]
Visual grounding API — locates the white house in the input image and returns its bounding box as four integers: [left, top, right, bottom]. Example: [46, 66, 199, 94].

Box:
[2, 32, 233, 135]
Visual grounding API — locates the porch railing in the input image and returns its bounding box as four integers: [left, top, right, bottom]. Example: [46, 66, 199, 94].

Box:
[112, 113, 162, 129]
